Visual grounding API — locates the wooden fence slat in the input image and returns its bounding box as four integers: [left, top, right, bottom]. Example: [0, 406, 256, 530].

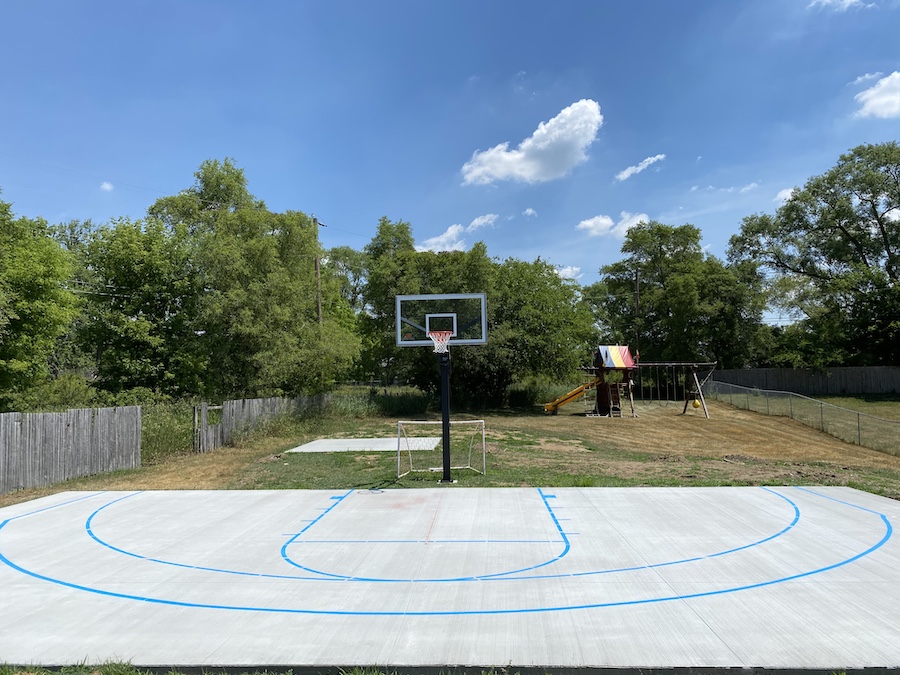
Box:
[0, 405, 143, 495]
[192, 395, 323, 455]
[713, 366, 900, 396]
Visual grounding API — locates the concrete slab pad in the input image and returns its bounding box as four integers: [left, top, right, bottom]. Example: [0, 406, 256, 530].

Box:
[1, 487, 899, 670]
[285, 437, 440, 452]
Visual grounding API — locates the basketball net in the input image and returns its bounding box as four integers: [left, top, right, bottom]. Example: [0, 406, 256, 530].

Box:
[428, 330, 453, 354]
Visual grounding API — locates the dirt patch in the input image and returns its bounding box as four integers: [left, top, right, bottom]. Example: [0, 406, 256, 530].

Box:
[497, 401, 900, 469]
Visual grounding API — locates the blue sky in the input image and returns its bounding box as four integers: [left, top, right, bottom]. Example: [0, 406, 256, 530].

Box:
[2, 0, 899, 287]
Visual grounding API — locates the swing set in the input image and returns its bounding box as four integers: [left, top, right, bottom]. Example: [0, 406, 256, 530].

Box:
[632, 360, 717, 417]
[543, 345, 716, 418]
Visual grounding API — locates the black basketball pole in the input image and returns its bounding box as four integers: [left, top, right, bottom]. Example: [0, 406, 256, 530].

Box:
[438, 350, 452, 482]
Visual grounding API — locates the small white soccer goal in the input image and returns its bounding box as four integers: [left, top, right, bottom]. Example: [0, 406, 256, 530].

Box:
[396, 419, 486, 478]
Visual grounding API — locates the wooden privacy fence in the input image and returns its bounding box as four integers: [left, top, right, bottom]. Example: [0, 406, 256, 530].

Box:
[713, 367, 900, 396]
[194, 395, 325, 452]
[0, 406, 141, 495]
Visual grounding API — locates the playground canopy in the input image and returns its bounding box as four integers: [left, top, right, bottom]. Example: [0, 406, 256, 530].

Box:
[595, 345, 636, 370]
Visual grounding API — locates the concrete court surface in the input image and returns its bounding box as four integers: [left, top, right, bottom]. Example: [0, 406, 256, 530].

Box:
[1, 486, 899, 671]
[286, 437, 441, 453]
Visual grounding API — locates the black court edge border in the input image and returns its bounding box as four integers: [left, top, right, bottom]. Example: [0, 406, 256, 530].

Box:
[14, 667, 900, 675]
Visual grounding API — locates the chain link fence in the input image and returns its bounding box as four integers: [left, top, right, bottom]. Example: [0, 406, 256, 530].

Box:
[702, 381, 900, 457]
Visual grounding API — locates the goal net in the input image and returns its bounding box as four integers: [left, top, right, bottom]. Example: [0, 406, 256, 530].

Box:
[396, 419, 486, 478]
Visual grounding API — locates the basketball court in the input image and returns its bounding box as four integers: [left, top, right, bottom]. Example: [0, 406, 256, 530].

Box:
[1, 485, 899, 670]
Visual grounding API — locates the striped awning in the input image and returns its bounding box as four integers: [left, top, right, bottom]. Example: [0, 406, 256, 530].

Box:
[596, 345, 636, 369]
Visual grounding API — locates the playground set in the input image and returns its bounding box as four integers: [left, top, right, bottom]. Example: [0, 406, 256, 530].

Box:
[543, 344, 716, 418]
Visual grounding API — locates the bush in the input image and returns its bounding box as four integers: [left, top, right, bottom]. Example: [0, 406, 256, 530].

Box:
[506, 375, 577, 409]
[369, 386, 432, 416]
[5, 372, 99, 412]
[141, 402, 194, 463]
[327, 385, 432, 418]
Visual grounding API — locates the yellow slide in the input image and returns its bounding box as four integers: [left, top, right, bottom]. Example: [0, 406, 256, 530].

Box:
[543, 377, 601, 414]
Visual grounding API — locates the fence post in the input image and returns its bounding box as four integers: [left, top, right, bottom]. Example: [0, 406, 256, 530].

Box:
[858, 412, 861, 446]
[820, 402, 824, 432]
[200, 402, 208, 453]
[193, 406, 199, 452]
[789, 394, 793, 419]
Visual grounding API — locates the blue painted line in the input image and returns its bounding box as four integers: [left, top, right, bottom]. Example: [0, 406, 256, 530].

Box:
[3, 491, 108, 522]
[499, 487, 803, 581]
[0, 487, 891, 616]
[793, 486, 888, 515]
[85, 492, 329, 581]
[79, 486, 801, 585]
[279, 487, 572, 582]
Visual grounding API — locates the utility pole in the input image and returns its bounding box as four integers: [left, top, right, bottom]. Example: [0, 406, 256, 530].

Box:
[311, 215, 325, 327]
[634, 269, 640, 361]
[312, 214, 326, 391]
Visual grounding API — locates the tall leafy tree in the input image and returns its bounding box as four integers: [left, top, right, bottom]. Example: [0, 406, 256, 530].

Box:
[0, 198, 77, 409]
[49, 220, 100, 378]
[455, 257, 594, 405]
[729, 142, 900, 366]
[147, 159, 359, 396]
[358, 218, 594, 404]
[358, 217, 420, 383]
[589, 221, 766, 367]
[80, 217, 203, 396]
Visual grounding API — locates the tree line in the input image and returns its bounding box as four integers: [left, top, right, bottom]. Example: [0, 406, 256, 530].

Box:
[1, 143, 898, 411]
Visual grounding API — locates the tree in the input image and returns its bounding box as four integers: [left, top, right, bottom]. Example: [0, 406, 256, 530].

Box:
[145, 159, 359, 397]
[0, 198, 77, 409]
[80, 217, 204, 396]
[358, 218, 594, 405]
[454, 257, 595, 405]
[358, 217, 420, 383]
[589, 221, 766, 368]
[729, 142, 900, 366]
[49, 219, 100, 378]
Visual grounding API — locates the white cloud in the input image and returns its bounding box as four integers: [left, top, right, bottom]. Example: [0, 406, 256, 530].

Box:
[415, 214, 499, 252]
[416, 225, 467, 252]
[461, 99, 603, 185]
[615, 154, 666, 182]
[555, 265, 582, 280]
[100, 182, 114, 192]
[855, 71, 900, 119]
[467, 213, 498, 230]
[851, 72, 883, 85]
[696, 183, 760, 194]
[808, 0, 874, 10]
[775, 188, 796, 204]
[522, 207, 537, 217]
[575, 215, 615, 237]
[576, 211, 648, 238]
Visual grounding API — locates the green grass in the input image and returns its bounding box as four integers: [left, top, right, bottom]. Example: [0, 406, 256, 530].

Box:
[226, 413, 900, 497]
[708, 388, 900, 456]
[820, 394, 900, 421]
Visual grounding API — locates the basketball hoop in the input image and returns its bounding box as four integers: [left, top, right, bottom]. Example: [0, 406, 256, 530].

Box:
[428, 330, 453, 354]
